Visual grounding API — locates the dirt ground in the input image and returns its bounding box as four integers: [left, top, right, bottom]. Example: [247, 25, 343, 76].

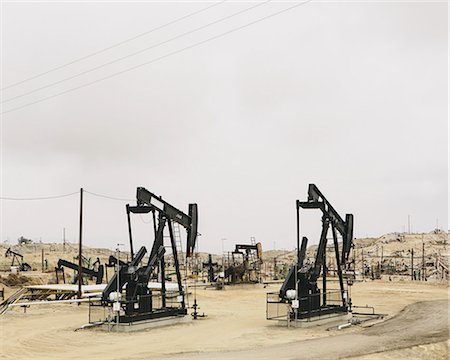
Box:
[0, 280, 448, 360]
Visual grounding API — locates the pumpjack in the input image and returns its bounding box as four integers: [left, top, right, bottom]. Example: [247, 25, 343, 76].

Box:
[224, 242, 263, 284]
[104, 255, 127, 282]
[203, 254, 219, 283]
[275, 184, 354, 320]
[55, 258, 104, 284]
[5, 248, 31, 271]
[101, 187, 198, 324]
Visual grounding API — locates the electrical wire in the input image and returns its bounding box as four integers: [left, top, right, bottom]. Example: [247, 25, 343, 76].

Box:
[0, 191, 79, 200]
[2, 0, 270, 104]
[84, 190, 134, 201]
[1, 0, 313, 115]
[1, 0, 227, 91]
[0, 189, 135, 202]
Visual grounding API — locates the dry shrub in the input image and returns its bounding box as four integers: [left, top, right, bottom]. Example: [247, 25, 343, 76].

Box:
[0, 274, 42, 287]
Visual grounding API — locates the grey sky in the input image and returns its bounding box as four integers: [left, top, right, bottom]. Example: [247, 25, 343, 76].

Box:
[1, 1, 448, 253]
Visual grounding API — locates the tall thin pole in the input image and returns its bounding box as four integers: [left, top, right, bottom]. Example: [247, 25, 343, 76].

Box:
[294, 263, 298, 323]
[63, 228, 66, 253]
[116, 245, 120, 332]
[422, 235, 425, 281]
[410, 248, 414, 281]
[296, 200, 300, 266]
[322, 250, 327, 306]
[78, 188, 83, 299]
[221, 238, 226, 288]
[361, 248, 365, 280]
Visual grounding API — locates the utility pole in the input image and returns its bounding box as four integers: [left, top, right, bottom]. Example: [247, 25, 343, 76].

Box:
[294, 263, 298, 324]
[221, 238, 226, 289]
[296, 200, 300, 266]
[63, 228, 66, 253]
[410, 248, 414, 281]
[115, 244, 124, 332]
[322, 250, 327, 306]
[78, 188, 84, 299]
[361, 247, 364, 280]
[422, 234, 425, 281]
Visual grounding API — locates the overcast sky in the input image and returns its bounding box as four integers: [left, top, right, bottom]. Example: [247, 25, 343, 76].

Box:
[0, 1, 448, 254]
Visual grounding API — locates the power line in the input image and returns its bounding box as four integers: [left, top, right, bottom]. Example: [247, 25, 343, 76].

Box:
[2, 0, 270, 104]
[1, 0, 312, 115]
[85, 191, 152, 223]
[0, 189, 134, 201]
[1, 0, 227, 91]
[84, 190, 134, 202]
[0, 191, 79, 200]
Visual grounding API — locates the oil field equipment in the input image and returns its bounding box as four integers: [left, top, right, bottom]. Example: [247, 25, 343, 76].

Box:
[17, 236, 32, 245]
[272, 253, 291, 280]
[5, 248, 32, 271]
[267, 184, 354, 322]
[224, 241, 263, 284]
[203, 254, 219, 283]
[73, 254, 93, 269]
[55, 258, 104, 285]
[104, 255, 127, 282]
[99, 187, 198, 324]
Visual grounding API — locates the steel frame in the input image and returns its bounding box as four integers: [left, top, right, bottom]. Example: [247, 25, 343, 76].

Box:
[100, 187, 198, 323]
[277, 184, 354, 320]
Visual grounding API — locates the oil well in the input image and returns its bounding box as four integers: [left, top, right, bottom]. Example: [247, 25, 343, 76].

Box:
[223, 240, 263, 284]
[90, 186, 199, 329]
[202, 254, 219, 283]
[267, 184, 354, 326]
[5, 248, 31, 272]
[55, 257, 104, 285]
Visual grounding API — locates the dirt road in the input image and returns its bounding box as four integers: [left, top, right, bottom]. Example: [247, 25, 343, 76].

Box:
[155, 300, 449, 360]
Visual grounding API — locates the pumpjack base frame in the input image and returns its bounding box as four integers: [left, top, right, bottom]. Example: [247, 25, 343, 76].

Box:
[100, 313, 191, 332]
[224, 281, 260, 286]
[118, 307, 187, 323]
[293, 305, 348, 320]
[278, 311, 351, 328]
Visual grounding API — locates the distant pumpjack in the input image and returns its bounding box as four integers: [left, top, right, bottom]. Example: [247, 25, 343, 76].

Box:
[5, 248, 31, 271]
[203, 254, 219, 282]
[224, 242, 263, 284]
[55, 258, 104, 284]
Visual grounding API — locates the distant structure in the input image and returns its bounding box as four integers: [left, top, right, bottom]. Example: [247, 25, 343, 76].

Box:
[223, 241, 263, 284]
[17, 236, 32, 245]
[5, 248, 31, 271]
[203, 254, 219, 283]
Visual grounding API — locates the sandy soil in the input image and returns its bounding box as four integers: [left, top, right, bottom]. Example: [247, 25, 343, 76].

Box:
[0, 280, 448, 360]
[350, 341, 449, 360]
[165, 299, 448, 360]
